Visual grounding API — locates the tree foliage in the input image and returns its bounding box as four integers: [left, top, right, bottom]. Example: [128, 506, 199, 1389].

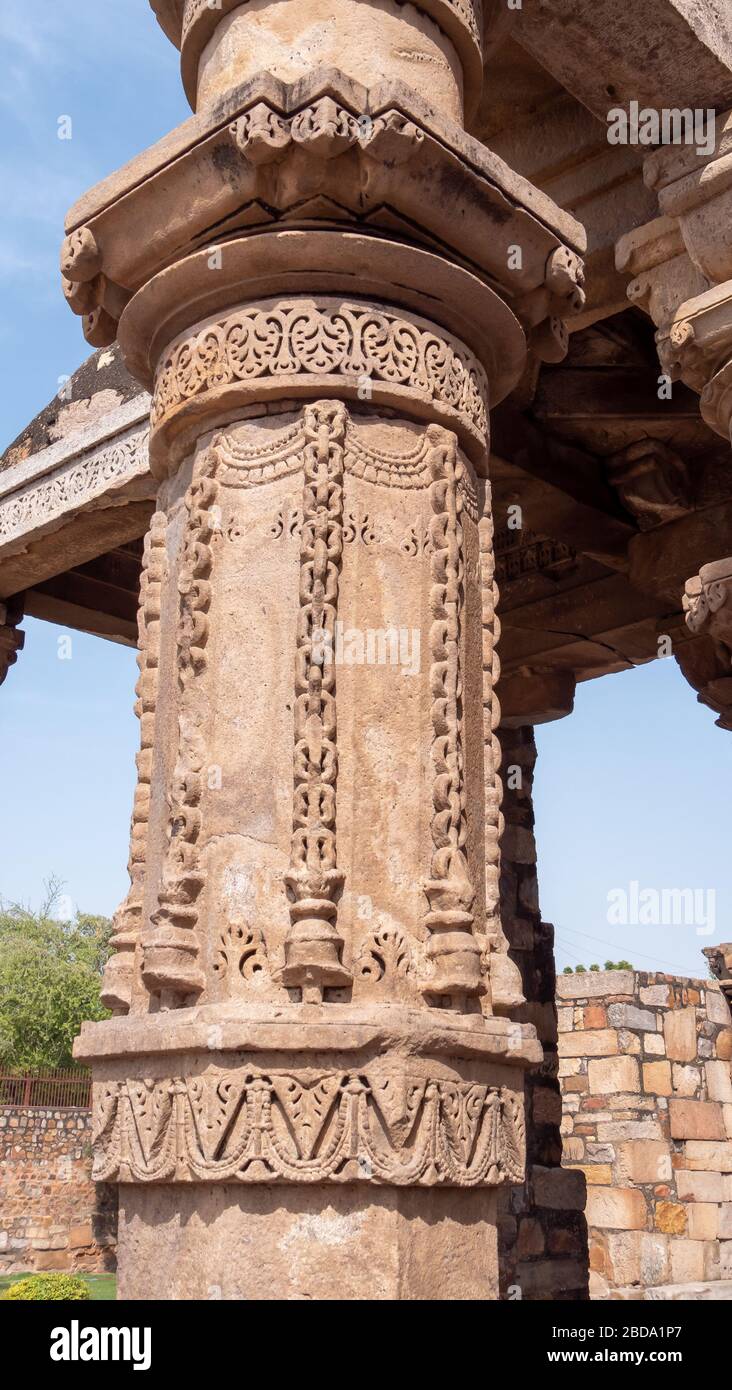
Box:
[0, 880, 112, 1070]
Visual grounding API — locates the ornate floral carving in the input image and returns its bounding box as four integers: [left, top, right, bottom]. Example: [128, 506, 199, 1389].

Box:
[213, 923, 269, 986]
[142, 455, 220, 1006]
[152, 299, 489, 448]
[102, 512, 167, 1015]
[0, 426, 150, 548]
[422, 427, 484, 1004]
[282, 402, 352, 1001]
[354, 926, 415, 987]
[91, 1065, 524, 1188]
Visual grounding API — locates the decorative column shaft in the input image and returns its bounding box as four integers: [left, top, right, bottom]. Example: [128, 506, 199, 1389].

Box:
[68, 0, 585, 1299]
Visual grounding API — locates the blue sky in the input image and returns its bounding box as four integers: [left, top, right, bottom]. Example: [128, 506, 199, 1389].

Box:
[1, 3, 731, 979]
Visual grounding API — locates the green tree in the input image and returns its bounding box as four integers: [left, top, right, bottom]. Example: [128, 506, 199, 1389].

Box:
[0, 881, 112, 1070]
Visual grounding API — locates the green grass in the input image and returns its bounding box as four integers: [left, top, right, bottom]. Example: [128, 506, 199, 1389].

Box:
[0, 1272, 116, 1301]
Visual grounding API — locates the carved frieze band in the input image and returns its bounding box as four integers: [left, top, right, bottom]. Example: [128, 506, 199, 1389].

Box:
[92, 1066, 524, 1188]
[151, 299, 489, 453]
[0, 424, 150, 549]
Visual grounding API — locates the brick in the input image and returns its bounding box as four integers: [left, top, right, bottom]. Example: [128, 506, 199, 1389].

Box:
[654, 1201, 687, 1235]
[556, 970, 635, 1000]
[607, 1231, 642, 1285]
[676, 1170, 724, 1202]
[687, 1203, 719, 1240]
[558, 1059, 582, 1077]
[532, 1166, 586, 1211]
[681, 1141, 732, 1171]
[672, 1064, 701, 1096]
[557, 1008, 574, 1034]
[583, 1004, 607, 1029]
[716, 1029, 732, 1062]
[706, 989, 732, 1026]
[664, 1006, 697, 1062]
[706, 1060, 732, 1103]
[588, 1055, 639, 1095]
[567, 1164, 613, 1185]
[640, 1233, 669, 1285]
[597, 1120, 663, 1142]
[642, 1061, 672, 1095]
[558, 1029, 619, 1058]
[719, 1205, 732, 1239]
[533, 1088, 562, 1126]
[669, 1240, 705, 1284]
[644, 1034, 666, 1056]
[607, 1004, 656, 1031]
[640, 985, 672, 1008]
[585, 1186, 647, 1231]
[615, 1140, 671, 1184]
[669, 1100, 726, 1140]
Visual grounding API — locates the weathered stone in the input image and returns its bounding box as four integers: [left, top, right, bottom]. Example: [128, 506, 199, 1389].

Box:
[558, 1030, 620, 1058]
[673, 1064, 702, 1096]
[687, 1204, 719, 1240]
[585, 1188, 647, 1232]
[588, 1056, 640, 1095]
[669, 1100, 726, 1140]
[706, 1060, 732, 1103]
[654, 1201, 687, 1236]
[643, 1061, 672, 1095]
[616, 1141, 671, 1185]
[664, 1007, 698, 1062]
[670, 1240, 706, 1285]
[608, 1004, 656, 1032]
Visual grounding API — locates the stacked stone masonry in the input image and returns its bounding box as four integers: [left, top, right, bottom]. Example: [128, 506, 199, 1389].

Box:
[558, 968, 732, 1298]
[0, 1107, 116, 1275]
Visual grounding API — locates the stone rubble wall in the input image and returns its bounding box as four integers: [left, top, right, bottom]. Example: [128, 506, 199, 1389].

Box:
[0, 1106, 117, 1274]
[558, 968, 732, 1297]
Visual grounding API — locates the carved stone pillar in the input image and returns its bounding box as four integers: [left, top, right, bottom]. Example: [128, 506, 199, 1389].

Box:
[0, 597, 24, 687]
[68, 0, 585, 1299]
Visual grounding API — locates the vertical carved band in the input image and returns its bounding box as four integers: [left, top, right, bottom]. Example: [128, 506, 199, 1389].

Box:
[283, 401, 352, 1002]
[102, 513, 167, 1015]
[143, 459, 219, 1006]
[423, 429, 484, 1005]
[481, 488, 503, 946]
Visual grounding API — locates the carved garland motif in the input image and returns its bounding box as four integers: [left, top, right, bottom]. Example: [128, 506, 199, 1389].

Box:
[102, 512, 167, 1015]
[152, 300, 489, 447]
[422, 428, 484, 1003]
[0, 427, 150, 546]
[92, 1067, 524, 1188]
[282, 402, 352, 1000]
[142, 456, 220, 1006]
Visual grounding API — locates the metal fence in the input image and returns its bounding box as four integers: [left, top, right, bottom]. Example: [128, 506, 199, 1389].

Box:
[0, 1067, 92, 1109]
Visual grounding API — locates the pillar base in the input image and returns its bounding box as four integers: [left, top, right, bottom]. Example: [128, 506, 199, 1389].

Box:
[117, 1183, 498, 1300]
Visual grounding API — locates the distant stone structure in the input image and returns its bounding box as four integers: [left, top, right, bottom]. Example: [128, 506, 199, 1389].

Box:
[0, 1108, 116, 1275]
[558, 967, 732, 1299]
[1, 1, 732, 1300]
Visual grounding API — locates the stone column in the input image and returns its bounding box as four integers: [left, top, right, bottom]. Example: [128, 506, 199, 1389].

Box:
[0, 598, 24, 687]
[68, 0, 585, 1300]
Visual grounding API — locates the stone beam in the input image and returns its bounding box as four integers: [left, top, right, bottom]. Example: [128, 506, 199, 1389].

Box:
[0, 398, 154, 600]
[509, 0, 732, 122]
